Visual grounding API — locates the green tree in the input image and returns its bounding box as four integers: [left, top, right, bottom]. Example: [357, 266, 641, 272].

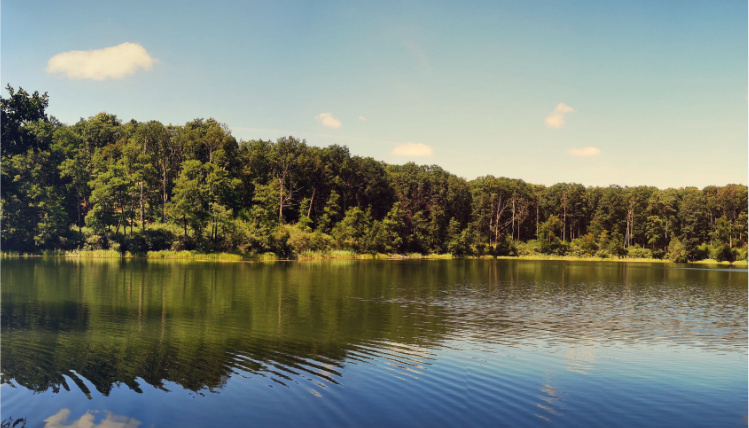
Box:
[318, 191, 342, 233]
[332, 207, 372, 252]
[667, 238, 688, 263]
[169, 160, 209, 237]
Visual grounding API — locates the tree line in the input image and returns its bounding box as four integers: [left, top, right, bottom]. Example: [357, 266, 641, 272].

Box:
[2, 85, 747, 262]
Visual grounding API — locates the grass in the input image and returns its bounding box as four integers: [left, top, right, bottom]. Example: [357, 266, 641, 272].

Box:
[147, 250, 247, 262]
[296, 250, 357, 260]
[257, 252, 279, 262]
[66, 249, 122, 258]
[498, 254, 671, 263]
[3, 250, 747, 267]
[692, 259, 746, 266]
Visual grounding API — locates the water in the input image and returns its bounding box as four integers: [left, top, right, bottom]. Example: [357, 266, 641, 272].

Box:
[2, 259, 746, 427]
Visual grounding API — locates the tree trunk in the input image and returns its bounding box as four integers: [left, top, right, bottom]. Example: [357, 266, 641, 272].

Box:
[489, 211, 494, 246]
[562, 204, 567, 242]
[76, 187, 82, 234]
[511, 198, 516, 241]
[162, 169, 168, 223]
[140, 181, 145, 230]
[308, 188, 315, 218]
[494, 196, 501, 245]
[279, 179, 284, 220]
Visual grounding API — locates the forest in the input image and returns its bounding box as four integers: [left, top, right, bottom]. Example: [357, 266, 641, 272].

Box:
[2, 85, 747, 262]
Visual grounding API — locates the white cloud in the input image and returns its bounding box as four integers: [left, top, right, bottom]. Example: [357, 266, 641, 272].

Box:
[391, 142, 434, 157]
[44, 408, 141, 428]
[568, 147, 601, 157]
[315, 113, 342, 129]
[358, 116, 367, 122]
[47, 42, 155, 80]
[545, 102, 575, 129]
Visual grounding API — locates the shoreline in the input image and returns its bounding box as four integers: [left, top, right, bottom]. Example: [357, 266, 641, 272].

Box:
[2, 250, 746, 267]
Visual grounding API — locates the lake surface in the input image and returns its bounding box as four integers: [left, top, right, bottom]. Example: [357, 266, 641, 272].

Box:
[2, 258, 747, 427]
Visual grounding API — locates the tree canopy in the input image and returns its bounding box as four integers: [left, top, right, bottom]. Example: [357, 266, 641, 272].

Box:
[2, 86, 747, 262]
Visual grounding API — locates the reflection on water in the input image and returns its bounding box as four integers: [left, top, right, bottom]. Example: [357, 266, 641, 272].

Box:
[44, 409, 140, 428]
[1, 259, 747, 427]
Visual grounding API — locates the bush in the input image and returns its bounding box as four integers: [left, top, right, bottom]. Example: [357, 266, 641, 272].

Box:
[272, 227, 292, 258]
[63, 226, 86, 250]
[144, 224, 178, 251]
[693, 243, 711, 261]
[83, 234, 108, 251]
[667, 238, 688, 263]
[734, 246, 747, 261]
[125, 234, 149, 254]
[626, 244, 652, 259]
[570, 234, 598, 257]
[685, 239, 707, 261]
[712, 244, 734, 262]
[539, 236, 566, 255]
[473, 242, 489, 256]
[516, 240, 540, 256]
[492, 236, 517, 257]
[171, 235, 195, 251]
[286, 227, 333, 254]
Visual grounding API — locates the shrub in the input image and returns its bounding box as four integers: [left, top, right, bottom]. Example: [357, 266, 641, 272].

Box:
[492, 235, 517, 257]
[713, 244, 734, 262]
[693, 243, 711, 261]
[516, 240, 540, 256]
[626, 244, 652, 259]
[473, 242, 489, 256]
[570, 233, 598, 257]
[84, 234, 108, 251]
[686, 239, 708, 261]
[125, 234, 149, 254]
[171, 235, 195, 251]
[286, 226, 333, 254]
[144, 224, 178, 251]
[734, 246, 747, 261]
[667, 238, 688, 263]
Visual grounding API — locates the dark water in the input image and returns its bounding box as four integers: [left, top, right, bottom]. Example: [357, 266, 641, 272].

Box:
[2, 259, 747, 427]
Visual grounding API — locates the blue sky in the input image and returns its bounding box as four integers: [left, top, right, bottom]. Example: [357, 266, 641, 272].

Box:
[3, 0, 746, 188]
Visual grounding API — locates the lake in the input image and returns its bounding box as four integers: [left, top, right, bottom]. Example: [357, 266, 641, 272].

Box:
[2, 258, 747, 427]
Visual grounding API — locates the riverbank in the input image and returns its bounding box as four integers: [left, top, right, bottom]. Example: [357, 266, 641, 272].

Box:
[2, 250, 746, 267]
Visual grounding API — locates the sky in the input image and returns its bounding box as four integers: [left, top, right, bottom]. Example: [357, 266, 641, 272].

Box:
[3, 0, 747, 188]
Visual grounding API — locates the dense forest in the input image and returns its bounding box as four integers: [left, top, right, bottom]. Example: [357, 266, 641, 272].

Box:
[2, 85, 747, 262]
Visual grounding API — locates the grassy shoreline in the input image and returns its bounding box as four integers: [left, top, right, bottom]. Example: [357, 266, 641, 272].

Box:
[1, 250, 746, 267]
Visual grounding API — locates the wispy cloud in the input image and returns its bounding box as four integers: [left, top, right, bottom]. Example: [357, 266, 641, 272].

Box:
[47, 42, 155, 80]
[391, 142, 434, 157]
[568, 147, 601, 157]
[545, 103, 575, 129]
[315, 113, 342, 129]
[358, 116, 367, 122]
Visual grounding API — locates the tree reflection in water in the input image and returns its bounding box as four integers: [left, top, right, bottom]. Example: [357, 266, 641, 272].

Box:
[2, 258, 746, 398]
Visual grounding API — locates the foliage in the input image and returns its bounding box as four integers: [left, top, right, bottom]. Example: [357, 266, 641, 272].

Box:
[667, 238, 688, 263]
[2, 85, 747, 262]
[626, 244, 652, 259]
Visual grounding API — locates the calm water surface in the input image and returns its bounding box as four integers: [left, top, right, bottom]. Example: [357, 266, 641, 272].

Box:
[2, 259, 747, 427]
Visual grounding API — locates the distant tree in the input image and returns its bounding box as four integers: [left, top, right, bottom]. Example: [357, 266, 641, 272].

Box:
[332, 207, 372, 252]
[667, 238, 688, 263]
[169, 160, 208, 237]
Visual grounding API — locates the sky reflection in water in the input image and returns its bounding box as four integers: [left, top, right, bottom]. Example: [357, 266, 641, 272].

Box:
[2, 259, 746, 427]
